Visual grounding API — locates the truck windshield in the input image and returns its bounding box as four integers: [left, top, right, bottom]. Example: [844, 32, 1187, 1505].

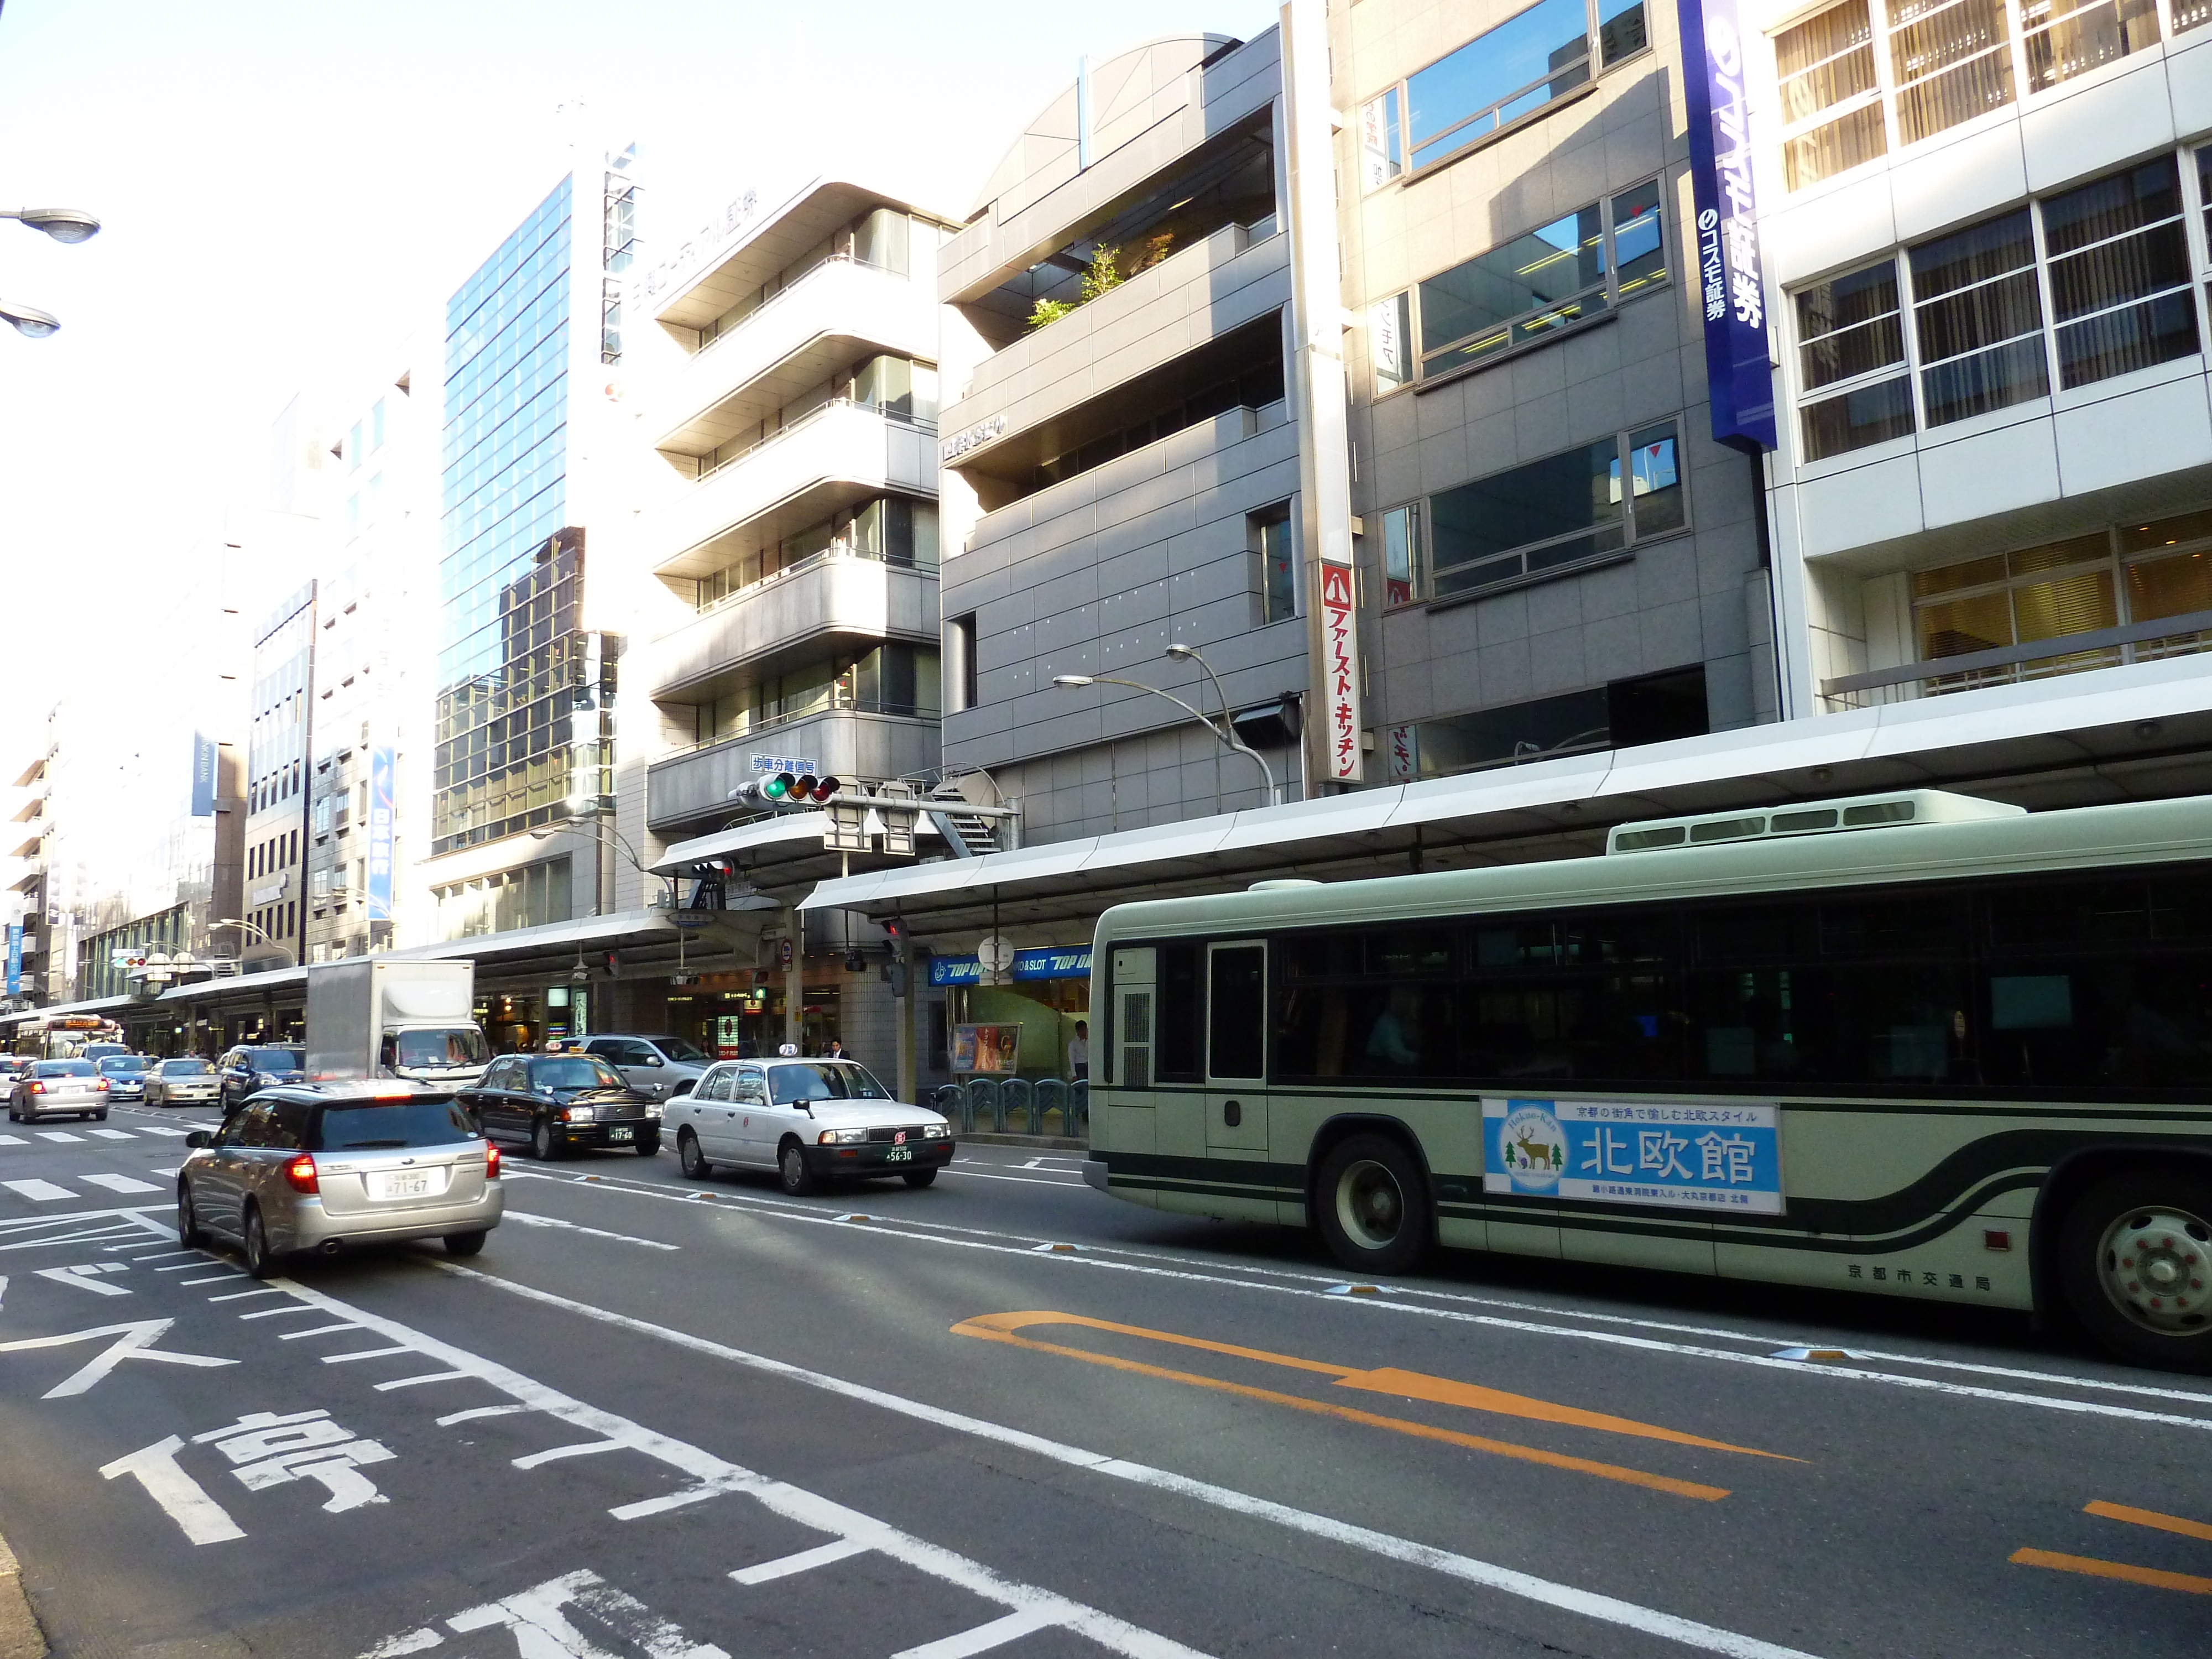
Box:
[389, 1029, 491, 1069]
[768, 1063, 891, 1103]
[313, 1100, 480, 1150]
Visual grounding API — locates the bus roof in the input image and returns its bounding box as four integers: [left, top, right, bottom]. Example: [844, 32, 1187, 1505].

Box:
[1093, 791, 2212, 943]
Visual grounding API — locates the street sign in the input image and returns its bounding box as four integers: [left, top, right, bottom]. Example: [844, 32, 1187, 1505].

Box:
[977, 935, 1014, 986]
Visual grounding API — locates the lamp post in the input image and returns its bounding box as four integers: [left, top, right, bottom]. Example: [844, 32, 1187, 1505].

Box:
[2, 204, 101, 338]
[531, 815, 674, 915]
[1052, 649, 1281, 809]
[210, 917, 295, 968]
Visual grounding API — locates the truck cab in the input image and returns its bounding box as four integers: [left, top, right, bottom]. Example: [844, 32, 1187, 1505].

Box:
[378, 1024, 492, 1088]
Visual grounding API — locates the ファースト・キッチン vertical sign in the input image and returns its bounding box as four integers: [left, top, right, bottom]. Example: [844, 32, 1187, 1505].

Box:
[1677, 0, 1778, 453]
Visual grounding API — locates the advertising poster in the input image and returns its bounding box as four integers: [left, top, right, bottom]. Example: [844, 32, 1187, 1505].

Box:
[6, 923, 19, 997]
[366, 747, 395, 922]
[190, 731, 218, 817]
[951, 1024, 1022, 1074]
[1320, 563, 1361, 781]
[1483, 1097, 1783, 1214]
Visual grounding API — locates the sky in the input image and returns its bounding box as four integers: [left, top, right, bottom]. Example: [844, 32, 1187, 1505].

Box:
[0, 0, 1283, 747]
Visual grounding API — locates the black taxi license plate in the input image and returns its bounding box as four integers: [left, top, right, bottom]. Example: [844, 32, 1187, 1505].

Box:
[608, 1126, 634, 1142]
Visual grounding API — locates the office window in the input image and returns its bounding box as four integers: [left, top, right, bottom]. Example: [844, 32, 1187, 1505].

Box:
[2022, 0, 2159, 91]
[1776, 0, 1886, 190]
[1371, 291, 1412, 393]
[1426, 421, 1683, 600]
[2042, 155, 2196, 388]
[1911, 208, 2046, 425]
[947, 615, 978, 713]
[1252, 504, 1296, 624]
[1382, 504, 1422, 606]
[1796, 259, 1915, 458]
[1890, 0, 2015, 146]
[1415, 181, 1667, 379]
[370, 398, 385, 452]
[852, 207, 911, 275]
[1366, 0, 1646, 185]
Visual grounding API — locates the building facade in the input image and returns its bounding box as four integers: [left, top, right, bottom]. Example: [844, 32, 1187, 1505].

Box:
[243, 582, 314, 967]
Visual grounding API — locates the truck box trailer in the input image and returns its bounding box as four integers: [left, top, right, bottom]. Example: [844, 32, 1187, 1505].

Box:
[306, 959, 489, 1087]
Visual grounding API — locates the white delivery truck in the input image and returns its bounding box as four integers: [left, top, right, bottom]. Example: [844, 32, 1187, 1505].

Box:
[305, 959, 491, 1088]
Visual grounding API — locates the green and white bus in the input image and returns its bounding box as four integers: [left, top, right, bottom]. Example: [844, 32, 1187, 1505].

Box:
[1082, 789, 2212, 1370]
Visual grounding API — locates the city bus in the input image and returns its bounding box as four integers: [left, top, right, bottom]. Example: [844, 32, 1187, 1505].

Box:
[1083, 789, 2212, 1370]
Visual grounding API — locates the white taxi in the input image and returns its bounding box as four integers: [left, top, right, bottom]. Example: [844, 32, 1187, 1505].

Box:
[666, 1058, 952, 1194]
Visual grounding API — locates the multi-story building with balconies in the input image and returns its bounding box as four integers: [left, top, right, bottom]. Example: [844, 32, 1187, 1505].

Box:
[624, 175, 959, 1063]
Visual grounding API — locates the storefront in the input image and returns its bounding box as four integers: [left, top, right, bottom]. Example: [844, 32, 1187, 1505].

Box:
[928, 945, 1089, 1082]
[664, 968, 847, 1058]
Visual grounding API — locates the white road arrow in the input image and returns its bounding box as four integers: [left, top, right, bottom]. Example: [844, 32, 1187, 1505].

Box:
[0, 1318, 236, 1396]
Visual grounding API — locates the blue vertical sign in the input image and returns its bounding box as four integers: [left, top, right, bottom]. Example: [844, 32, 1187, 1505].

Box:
[366, 747, 395, 922]
[6, 924, 20, 997]
[190, 731, 218, 817]
[1677, 0, 1778, 453]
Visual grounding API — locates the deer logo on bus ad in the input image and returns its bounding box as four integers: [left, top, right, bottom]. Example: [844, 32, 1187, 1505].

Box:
[1484, 1097, 1784, 1214]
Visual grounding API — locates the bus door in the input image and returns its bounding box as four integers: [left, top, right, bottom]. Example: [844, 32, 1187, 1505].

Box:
[1103, 948, 1158, 1155]
[1204, 942, 1269, 1153]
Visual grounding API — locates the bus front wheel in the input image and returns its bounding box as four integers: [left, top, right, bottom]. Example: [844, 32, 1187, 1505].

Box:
[2058, 1168, 2212, 1374]
[1316, 1134, 1431, 1276]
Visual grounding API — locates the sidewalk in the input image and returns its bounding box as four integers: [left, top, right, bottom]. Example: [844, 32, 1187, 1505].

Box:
[0, 1531, 44, 1659]
[959, 1130, 1087, 1152]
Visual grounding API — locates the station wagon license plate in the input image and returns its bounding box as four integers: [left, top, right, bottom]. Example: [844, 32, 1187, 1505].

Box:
[608, 1126, 633, 1142]
[375, 1170, 431, 1199]
[886, 1147, 911, 1162]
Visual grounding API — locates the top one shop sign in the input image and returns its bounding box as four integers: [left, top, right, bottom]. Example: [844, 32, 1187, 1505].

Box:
[928, 946, 1092, 987]
[1676, 0, 1777, 453]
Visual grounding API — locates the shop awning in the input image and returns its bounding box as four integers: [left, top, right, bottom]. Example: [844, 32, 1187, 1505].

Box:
[0, 994, 136, 1028]
[797, 658, 2212, 935]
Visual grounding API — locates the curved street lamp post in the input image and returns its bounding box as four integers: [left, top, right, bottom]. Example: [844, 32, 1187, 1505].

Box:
[1052, 643, 1281, 810]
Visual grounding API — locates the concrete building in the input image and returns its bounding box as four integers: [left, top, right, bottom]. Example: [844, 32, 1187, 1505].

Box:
[624, 174, 963, 1070]
[242, 581, 313, 969]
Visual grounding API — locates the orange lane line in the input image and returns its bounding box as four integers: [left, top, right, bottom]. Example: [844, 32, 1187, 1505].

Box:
[2085, 1500, 2212, 1543]
[959, 1310, 1794, 1461]
[2010, 1548, 2212, 1597]
[951, 1319, 1732, 1503]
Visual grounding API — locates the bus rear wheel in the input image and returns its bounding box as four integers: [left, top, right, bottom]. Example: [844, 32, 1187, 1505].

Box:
[1315, 1134, 1430, 1276]
[2059, 1169, 2212, 1373]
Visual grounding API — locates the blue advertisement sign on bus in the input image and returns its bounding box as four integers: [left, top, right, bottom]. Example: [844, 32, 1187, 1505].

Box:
[1484, 1097, 1783, 1214]
[1676, 0, 1777, 453]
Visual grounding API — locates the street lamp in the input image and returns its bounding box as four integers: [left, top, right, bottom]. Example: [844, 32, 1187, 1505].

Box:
[531, 816, 675, 910]
[210, 918, 295, 968]
[2, 208, 101, 244]
[1052, 653, 1281, 808]
[2, 203, 102, 338]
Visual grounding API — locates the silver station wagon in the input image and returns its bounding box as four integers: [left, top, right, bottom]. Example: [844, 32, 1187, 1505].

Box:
[179, 1084, 503, 1276]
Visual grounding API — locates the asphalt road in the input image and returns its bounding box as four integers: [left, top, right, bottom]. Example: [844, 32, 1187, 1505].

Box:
[2, 1102, 2209, 1658]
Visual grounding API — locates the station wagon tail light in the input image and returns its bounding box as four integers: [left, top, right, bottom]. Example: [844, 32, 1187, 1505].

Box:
[95, 1078, 110, 1091]
[484, 1144, 502, 1180]
[284, 1155, 320, 1194]
[25, 1081, 43, 1094]
[817, 1128, 868, 1145]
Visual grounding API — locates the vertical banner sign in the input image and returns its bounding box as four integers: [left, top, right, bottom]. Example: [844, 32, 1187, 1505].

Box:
[1321, 563, 1362, 781]
[1677, 0, 1778, 453]
[189, 732, 218, 818]
[366, 747, 395, 922]
[6, 924, 20, 997]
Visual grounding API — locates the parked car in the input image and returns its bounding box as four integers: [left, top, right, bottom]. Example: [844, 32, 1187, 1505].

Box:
[666, 1057, 952, 1194]
[95, 1054, 151, 1101]
[8, 1058, 111, 1122]
[216, 1045, 307, 1110]
[178, 1084, 504, 1277]
[144, 1057, 221, 1108]
[458, 1053, 661, 1160]
[578, 1034, 711, 1102]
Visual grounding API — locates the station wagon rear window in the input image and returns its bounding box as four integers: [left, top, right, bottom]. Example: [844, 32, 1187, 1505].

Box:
[314, 1100, 480, 1150]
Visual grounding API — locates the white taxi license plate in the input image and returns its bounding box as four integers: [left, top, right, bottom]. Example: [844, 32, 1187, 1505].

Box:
[608, 1126, 633, 1142]
[886, 1146, 911, 1162]
[375, 1170, 432, 1199]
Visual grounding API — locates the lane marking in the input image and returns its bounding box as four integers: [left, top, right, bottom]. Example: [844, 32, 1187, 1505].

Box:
[374, 1370, 475, 1391]
[730, 1538, 869, 1584]
[436, 1262, 1820, 1658]
[2010, 1548, 2212, 1595]
[941, 1170, 1087, 1188]
[955, 1310, 1789, 1459]
[98, 1433, 244, 1545]
[513, 1440, 628, 1469]
[239, 1305, 321, 1319]
[502, 1210, 680, 1251]
[322, 1345, 420, 1364]
[179, 1274, 244, 1286]
[512, 1168, 2212, 1433]
[435, 1405, 534, 1426]
[2084, 1500, 2212, 1543]
[893, 1609, 1050, 1658]
[80, 1174, 162, 1194]
[952, 1315, 1733, 1502]
[2, 1180, 76, 1202]
[267, 1278, 1212, 1659]
[280, 1322, 367, 1339]
[208, 1289, 286, 1302]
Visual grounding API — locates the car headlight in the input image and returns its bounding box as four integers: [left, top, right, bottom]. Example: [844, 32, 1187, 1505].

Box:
[643, 1102, 663, 1119]
[922, 1123, 950, 1138]
[560, 1106, 594, 1122]
[816, 1128, 868, 1145]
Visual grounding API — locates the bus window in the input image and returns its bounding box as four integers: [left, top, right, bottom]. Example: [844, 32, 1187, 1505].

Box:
[1157, 945, 1203, 1082]
[1207, 944, 1266, 1082]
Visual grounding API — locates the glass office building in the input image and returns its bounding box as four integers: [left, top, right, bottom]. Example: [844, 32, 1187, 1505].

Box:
[433, 178, 583, 854]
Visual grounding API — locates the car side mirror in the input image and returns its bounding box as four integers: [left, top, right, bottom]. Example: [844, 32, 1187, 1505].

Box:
[646, 1055, 665, 1067]
[185, 1130, 212, 1149]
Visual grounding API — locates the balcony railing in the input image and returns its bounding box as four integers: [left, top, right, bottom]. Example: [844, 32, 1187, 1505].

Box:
[692, 542, 933, 620]
[692, 251, 898, 358]
[1818, 607, 2212, 710]
[696, 397, 935, 486]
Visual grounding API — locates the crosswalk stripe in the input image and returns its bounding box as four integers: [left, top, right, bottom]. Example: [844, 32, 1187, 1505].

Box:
[88, 1129, 133, 1140]
[0, 1135, 21, 1145]
[35, 1131, 86, 1143]
[1, 1179, 76, 1202]
[134, 1126, 191, 1138]
[80, 1173, 163, 1194]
